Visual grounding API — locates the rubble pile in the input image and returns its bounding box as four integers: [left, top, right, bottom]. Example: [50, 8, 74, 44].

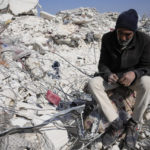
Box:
[0, 4, 150, 150]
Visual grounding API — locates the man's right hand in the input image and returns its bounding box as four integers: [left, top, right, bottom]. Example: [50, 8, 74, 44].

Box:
[108, 73, 119, 84]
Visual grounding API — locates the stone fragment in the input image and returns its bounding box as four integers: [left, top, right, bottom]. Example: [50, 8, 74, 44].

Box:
[135, 142, 140, 149]
[40, 11, 55, 21]
[144, 111, 150, 120]
[11, 117, 29, 127]
[9, 0, 38, 15]
[112, 145, 120, 150]
[32, 115, 69, 150]
[43, 123, 69, 150]
[0, 89, 16, 100]
[0, 0, 8, 10]
[72, 17, 93, 25]
[0, 13, 13, 22]
[17, 102, 41, 110]
[13, 49, 31, 61]
[37, 109, 56, 116]
[140, 132, 146, 139]
[145, 131, 150, 137]
[93, 142, 103, 150]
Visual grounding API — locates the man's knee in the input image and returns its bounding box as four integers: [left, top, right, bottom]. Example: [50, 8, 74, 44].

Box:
[140, 76, 150, 90]
[88, 76, 104, 90]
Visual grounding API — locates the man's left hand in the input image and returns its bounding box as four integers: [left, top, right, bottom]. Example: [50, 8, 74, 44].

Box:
[119, 71, 136, 87]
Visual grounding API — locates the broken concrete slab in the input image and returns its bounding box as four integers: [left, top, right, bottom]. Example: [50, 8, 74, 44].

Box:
[0, 0, 9, 10]
[9, 0, 39, 15]
[10, 117, 30, 127]
[31, 114, 69, 150]
[72, 16, 93, 25]
[16, 101, 42, 111]
[0, 88, 16, 100]
[40, 11, 55, 21]
[43, 123, 69, 150]
[0, 132, 52, 150]
[111, 144, 120, 150]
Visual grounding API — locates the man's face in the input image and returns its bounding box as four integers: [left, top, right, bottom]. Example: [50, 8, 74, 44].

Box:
[117, 28, 134, 46]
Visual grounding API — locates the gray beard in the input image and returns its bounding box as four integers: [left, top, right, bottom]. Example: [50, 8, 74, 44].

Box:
[117, 33, 133, 47]
[118, 37, 133, 47]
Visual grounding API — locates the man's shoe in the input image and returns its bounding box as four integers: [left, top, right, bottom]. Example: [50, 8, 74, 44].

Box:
[124, 118, 138, 149]
[101, 118, 124, 147]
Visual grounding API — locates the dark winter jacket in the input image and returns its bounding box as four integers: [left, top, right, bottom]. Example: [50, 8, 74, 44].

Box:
[98, 30, 150, 81]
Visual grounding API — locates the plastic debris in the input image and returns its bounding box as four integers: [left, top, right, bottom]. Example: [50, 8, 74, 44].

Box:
[51, 61, 60, 79]
[46, 90, 61, 106]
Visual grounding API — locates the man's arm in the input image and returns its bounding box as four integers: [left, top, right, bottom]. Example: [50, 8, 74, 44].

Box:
[98, 36, 112, 81]
[133, 40, 150, 79]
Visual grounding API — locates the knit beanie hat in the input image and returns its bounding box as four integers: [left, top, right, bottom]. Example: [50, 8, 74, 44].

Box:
[115, 9, 138, 31]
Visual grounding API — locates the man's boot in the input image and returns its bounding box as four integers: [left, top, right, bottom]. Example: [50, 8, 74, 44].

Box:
[124, 118, 138, 149]
[101, 118, 124, 147]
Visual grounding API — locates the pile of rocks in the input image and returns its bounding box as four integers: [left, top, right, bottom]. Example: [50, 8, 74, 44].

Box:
[0, 4, 150, 150]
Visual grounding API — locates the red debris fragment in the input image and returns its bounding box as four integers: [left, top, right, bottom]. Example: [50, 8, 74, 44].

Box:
[46, 90, 61, 106]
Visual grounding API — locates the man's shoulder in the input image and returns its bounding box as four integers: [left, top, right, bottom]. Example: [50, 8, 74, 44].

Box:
[102, 31, 115, 41]
[136, 31, 150, 42]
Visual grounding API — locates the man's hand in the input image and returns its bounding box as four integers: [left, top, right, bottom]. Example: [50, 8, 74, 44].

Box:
[108, 73, 119, 84]
[119, 71, 136, 86]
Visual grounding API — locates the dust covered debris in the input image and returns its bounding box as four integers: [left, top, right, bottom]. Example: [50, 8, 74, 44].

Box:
[0, 6, 150, 150]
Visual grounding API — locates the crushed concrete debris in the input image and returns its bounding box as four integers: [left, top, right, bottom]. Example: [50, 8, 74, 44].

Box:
[0, 0, 38, 15]
[0, 0, 9, 10]
[0, 14, 13, 22]
[0, 6, 150, 150]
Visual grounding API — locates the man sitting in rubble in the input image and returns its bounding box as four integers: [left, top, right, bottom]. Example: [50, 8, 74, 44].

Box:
[88, 9, 150, 149]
